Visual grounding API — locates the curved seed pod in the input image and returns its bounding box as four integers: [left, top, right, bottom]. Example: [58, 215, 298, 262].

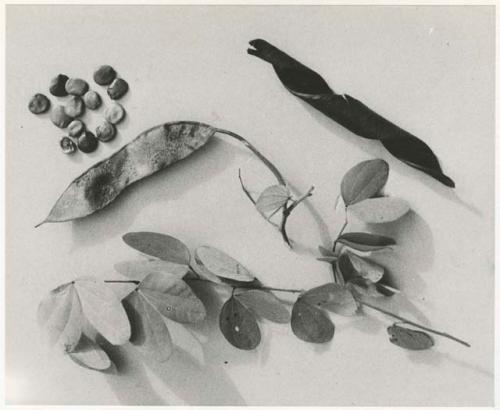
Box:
[247, 39, 454, 188]
[37, 122, 216, 225]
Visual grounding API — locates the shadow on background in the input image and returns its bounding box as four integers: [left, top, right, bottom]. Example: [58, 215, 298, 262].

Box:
[70, 138, 237, 249]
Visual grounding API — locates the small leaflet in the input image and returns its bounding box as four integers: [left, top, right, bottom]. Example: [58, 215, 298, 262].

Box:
[114, 259, 189, 281]
[235, 289, 291, 323]
[255, 185, 291, 216]
[74, 277, 131, 345]
[190, 258, 222, 284]
[219, 296, 261, 350]
[68, 334, 112, 371]
[37, 283, 83, 352]
[300, 283, 358, 316]
[346, 277, 385, 298]
[348, 197, 410, 224]
[123, 290, 173, 362]
[317, 256, 338, 263]
[341, 159, 389, 206]
[122, 232, 191, 266]
[194, 246, 255, 282]
[318, 245, 336, 257]
[291, 299, 335, 343]
[387, 323, 434, 350]
[138, 272, 206, 324]
[337, 232, 396, 252]
[344, 250, 384, 283]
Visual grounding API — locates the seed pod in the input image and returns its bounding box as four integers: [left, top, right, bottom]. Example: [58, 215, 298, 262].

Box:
[37, 121, 216, 225]
[77, 131, 98, 153]
[50, 105, 72, 128]
[65, 78, 89, 96]
[60, 136, 77, 154]
[49, 74, 69, 97]
[107, 78, 128, 100]
[68, 120, 85, 138]
[104, 102, 125, 124]
[83, 91, 101, 110]
[95, 121, 116, 142]
[28, 93, 51, 114]
[65, 96, 85, 118]
[93, 65, 116, 86]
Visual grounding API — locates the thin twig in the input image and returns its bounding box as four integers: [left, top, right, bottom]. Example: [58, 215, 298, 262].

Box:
[238, 168, 256, 205]
[104, 280, 140, 285]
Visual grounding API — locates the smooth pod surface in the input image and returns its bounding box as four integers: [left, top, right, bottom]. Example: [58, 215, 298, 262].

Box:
[39, 121, 215, 224]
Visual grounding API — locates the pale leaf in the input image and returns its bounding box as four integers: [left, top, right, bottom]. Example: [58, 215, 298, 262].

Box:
[235, 289, 290, 323]
[348, 197, 410, 223]
[255, 185, 290, 216]
[114, 259, 189, 281]
[344, 250, 384, 283]
[301, 283, 358, 316]
[123, 232, 191, 265]
[341, 159, 389, 206]
[68, 335, 112, 371]
[194, 246, 255, 282]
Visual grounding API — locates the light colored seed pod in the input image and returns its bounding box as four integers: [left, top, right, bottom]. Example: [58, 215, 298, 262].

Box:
[28, 93, 51, 114]
[95, 121, 116, 142]
[50, 105, 72, 128]
[68, 120, 85, 138]
[83, 90, 102, 110]
[104, 102, 125, 124]
[65, 96, 85, 118]
[60, 136, 77, 154]
[38, 121, 216, 224]
[93, 65, 116, 86]
[107, 78, 128, 100]
[65, 78, 89, 96]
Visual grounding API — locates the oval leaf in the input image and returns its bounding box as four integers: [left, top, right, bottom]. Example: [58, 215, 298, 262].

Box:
[74, 278, 131, 345]
[219, 296, 261, 350]
[344, 250, 384, 283]
[301, 283, 358, 316]
[68, 335, 112, 371]
[235, 289, 290, 323]
[255, 185, 290, 216]
[123, 291, 173, 362]
[291, 299, 335, 343]
[190, 259, 222, 284]
[387, 324, 434, 350]
[138, 272, 206, 324]
[37, 283, 83, 352]
[348, 197, 410, 223]
[123, 232, 191, 265]
[194, 246, 255, 282]
[341, 159, 389, 206]
[114, 259, 189, 281]
[337, 232, 395, 252]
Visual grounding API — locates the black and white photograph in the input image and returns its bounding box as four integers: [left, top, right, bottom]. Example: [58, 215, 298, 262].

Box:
[4, 4, 495, 407]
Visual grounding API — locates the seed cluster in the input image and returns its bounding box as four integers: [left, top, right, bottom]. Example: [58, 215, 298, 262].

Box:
[28, 65, 129, 156]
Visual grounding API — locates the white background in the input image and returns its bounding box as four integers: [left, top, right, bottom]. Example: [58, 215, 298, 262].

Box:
[5, 5, 494, 406]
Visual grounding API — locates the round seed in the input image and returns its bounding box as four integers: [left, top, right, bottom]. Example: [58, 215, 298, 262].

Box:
[93, 65, 116, 86]
[95, 121, 116, 142]
[50, 105, 72, 128]
[104, 102, 125, 124]
[28, 93, 50, 114]
[65, 96, 85, 117]
[83, 90, 101, 110]
[65, 78, 89, 96]
[60, 136, 77, 154]
[49, 74, 69, 97]
[68, 120, 85, 138]
[77, 131, 98, 153]
[107, 78, 128, 100]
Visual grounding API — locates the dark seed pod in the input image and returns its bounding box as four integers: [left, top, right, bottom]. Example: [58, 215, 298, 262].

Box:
[49, 74, 69, 97]
[77, 131, 98, 153]
[93, 65, 116, 86]
[107, 78, 128, 100]
[60, 136, 77, 154]
[95, 121, 116, 142]
[28, 93, 51, 114]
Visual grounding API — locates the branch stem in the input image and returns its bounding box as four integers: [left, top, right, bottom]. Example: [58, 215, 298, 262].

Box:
[104, 280, 140, 285]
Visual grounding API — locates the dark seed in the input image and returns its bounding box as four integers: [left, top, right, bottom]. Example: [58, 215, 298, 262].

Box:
[107, 78, 128, 100]
[68, 120, 85, 138]
[93, 65, 116, 86]
[49, 74, 69, 97]
[95, 121, 116, 142]
[50, 105, 72, 128]
[28, 93, 50, 114]
[104, 102, 125, 124]
[65, 78, 89, 96]
[64, 96, 85, 117]
[60, 136, 77, 154]
[83, 90, 101, 110]
[77, 131, 98, 153]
